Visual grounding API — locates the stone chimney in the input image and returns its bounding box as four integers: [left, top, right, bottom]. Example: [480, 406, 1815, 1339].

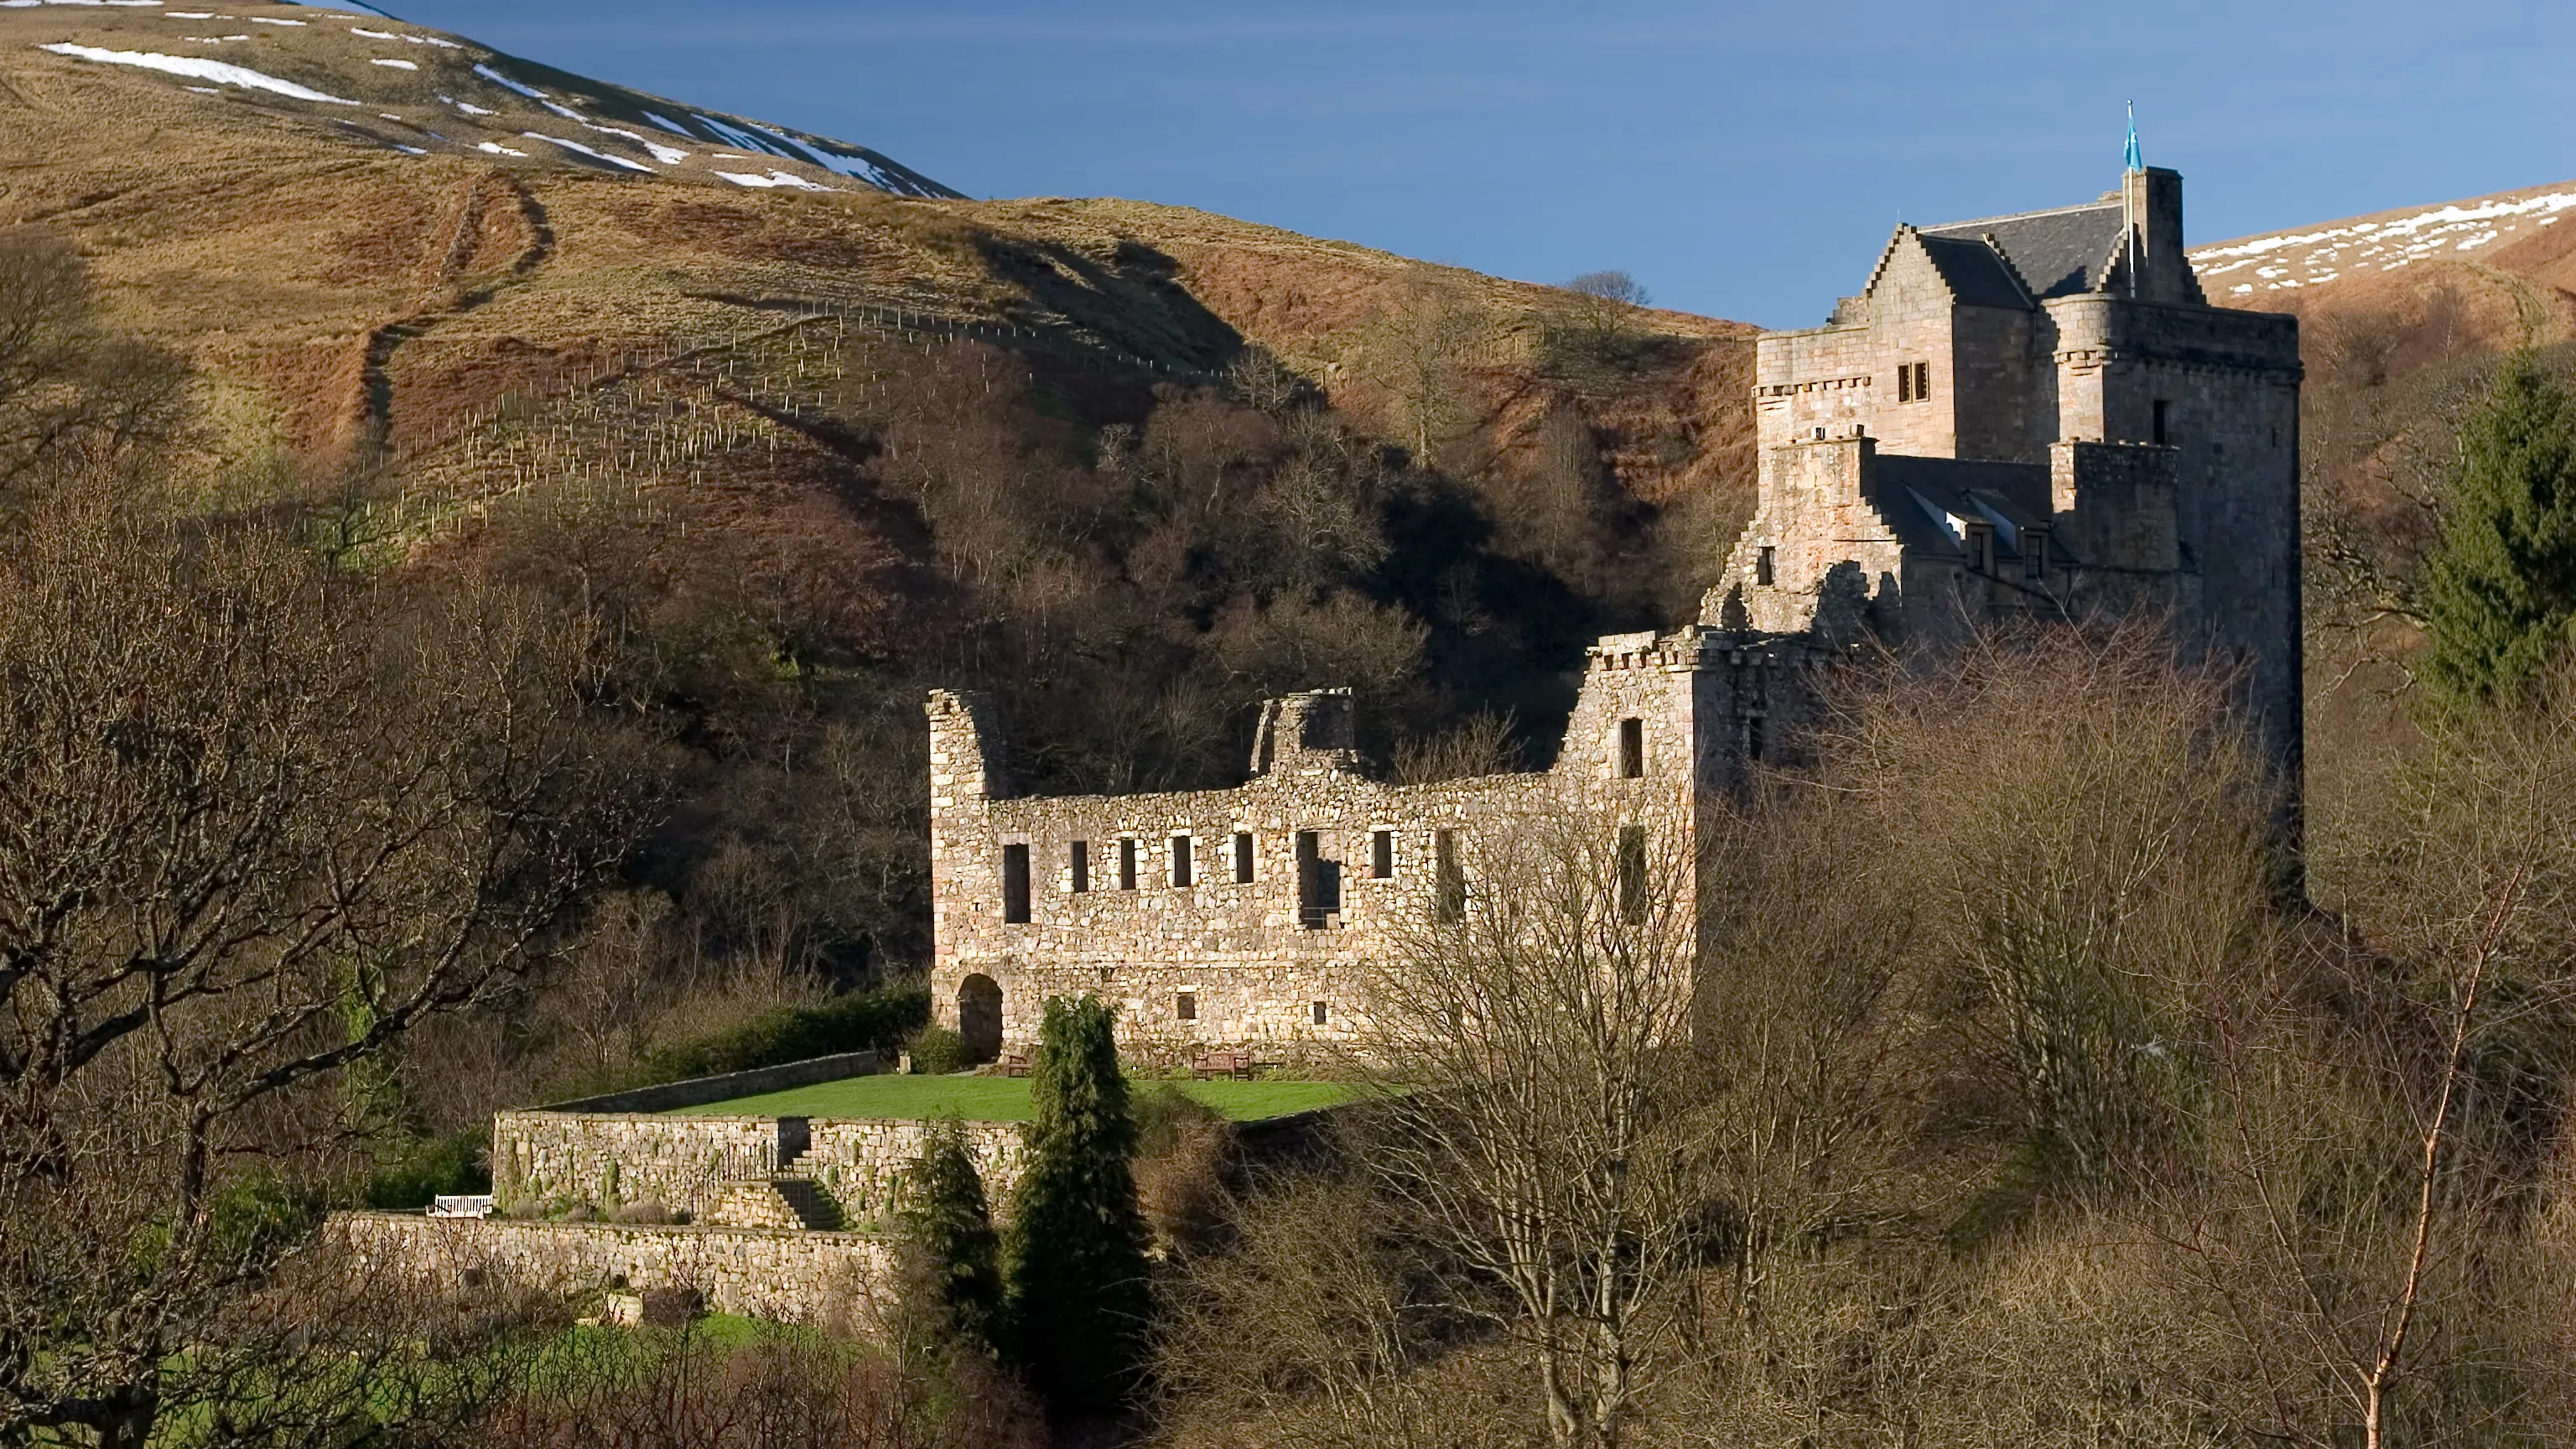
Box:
[1248, 688, 1361, 779]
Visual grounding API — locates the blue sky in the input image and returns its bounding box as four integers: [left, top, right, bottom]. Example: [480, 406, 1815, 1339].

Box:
[373, 0, 2576, 328]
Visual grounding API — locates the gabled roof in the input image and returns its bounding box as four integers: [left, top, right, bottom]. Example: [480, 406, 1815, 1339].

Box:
[1922, 197, 2127, 299]
[1914, 234, 2033, 309]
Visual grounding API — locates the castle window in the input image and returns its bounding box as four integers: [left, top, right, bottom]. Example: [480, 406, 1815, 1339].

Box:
[1965, 520, 1995, 574]
[1312, 1000, 1330, 1026]
[2024, 526, 2049, 580]
[1755, 545, 1775, 587]
[1618, 717, 1644, 777]
[1371, 829, 1394, 879]
[1915, 361, 1931, 401]
[1069, 839, 1089, 893]
[1898, 360, 1929, 402]
[1001, 844, 1031, 924]
[1748, 714, 1768, 764]
[1171, 834, 1192, 887]
[1233, 831, 1254, 883]
[1176, 991, 1197, 1022]
[1296, 831, 1341, 929]
[2153, 399, 2171, 445]
[1119, 838, 1137, 891]
[1617, 825, 1649, 924]
[1434, 829, 1466, 924]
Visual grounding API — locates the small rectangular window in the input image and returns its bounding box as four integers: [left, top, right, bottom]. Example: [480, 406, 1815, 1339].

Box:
[1748, 714, 1768, 764]
[1618, 717, 1644, 778]
[1171, 834, 1192, 887]
[2153, 398, 2171, 445]
[1371, 829, 1394, 879]
[1119, 838, 1137, 891]
[1434, 829, 1465, 924]
[1965, 521, 1994, 574]
[1755, 544, 1775, 587]
[1617, 825, 1648, 924]
[1001, 844, 1031, 923]
[1913, 361, 1931, 401]
[1896, 363, 1912, 402]
[1233, 831, 1254, 883]
[2023, 527, 2049, 580]
[1312, 1000, 1329, 1026]
[1069, 839, 1089, 893]
[1176, 991, 1197, 1022]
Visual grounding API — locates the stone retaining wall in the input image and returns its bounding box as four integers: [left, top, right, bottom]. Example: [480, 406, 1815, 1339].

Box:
[335, 1212, 892, 1321]
[495, 1110, 1025, 1228]
[539, 1051, 880, 1114]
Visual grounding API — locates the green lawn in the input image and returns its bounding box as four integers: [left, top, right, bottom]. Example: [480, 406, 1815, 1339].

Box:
[671, 1073, 1351, 1122]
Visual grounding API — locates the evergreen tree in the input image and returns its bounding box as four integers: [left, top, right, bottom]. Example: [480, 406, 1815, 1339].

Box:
[901, 1116, 1003, 1353]
[1003, 995, 1152, 1413]
[2419, 353, 2576, 719]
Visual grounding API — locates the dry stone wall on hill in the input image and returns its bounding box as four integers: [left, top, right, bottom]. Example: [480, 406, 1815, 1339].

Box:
[335, 1213, 892, 1321]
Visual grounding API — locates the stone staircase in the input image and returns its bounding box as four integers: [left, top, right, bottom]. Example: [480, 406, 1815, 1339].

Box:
[706, 1118, 842, 1231]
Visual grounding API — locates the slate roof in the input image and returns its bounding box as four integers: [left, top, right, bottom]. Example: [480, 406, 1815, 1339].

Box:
[1922, 199, 2127, 299]
[1914, 234, 2032, 309]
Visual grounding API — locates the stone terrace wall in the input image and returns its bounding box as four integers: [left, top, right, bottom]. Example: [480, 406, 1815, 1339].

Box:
[496, 1111, 1026, 1227]
[335, 1213, 891, 1322]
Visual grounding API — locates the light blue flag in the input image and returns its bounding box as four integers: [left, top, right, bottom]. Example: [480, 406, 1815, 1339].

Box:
[2124, 103, 2142, 172]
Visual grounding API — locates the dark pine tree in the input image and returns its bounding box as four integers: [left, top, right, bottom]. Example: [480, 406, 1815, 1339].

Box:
[2420, 353, 2576, 719]
[901, 1116, 1004, 1353]
[1003, 994, 1151, 1414]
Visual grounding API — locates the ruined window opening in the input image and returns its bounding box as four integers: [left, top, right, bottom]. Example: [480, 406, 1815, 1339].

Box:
[1312, 1000, 1330, 1026]
[1755, 545, 1775, 586]
[1001, 844, 1031, 924]
[1069, 840, 1089, 893]
[1618, 825, 1649, 923]
[1371, 829, 1394, 879]
[1176, 991, 1197, 1022]
[1748, 714, 1768, 764]
[1171, 834, 1192, 887]
[1434, 828, 1466, 924]
[1233, 831, 1254, 883]
[1118, 838, 1137, 891]
[2153, 399, 2171, 445]
[1296, 831, 1341, 929]
[1618, 717, 1644, 777]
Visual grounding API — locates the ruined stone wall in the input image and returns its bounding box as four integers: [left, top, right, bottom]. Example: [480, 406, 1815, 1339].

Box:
[335, 1212, 893, 1322]
[928, 638, 1719, 1055]
[496, 1111, 1024, 1228]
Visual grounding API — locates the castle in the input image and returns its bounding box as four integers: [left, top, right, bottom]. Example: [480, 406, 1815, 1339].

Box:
[927, 164, 2303, 1057]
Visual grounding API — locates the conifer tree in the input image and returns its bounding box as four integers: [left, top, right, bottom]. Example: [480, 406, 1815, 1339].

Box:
[1003, 994, 1152, 1412]
[2419, 353, 2576, 719]
[901, 1116, 1003, 1353]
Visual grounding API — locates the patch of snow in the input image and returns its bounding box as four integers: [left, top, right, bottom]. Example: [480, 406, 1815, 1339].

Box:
[392, 143, 425, 154]
[438, 92, 495, 116]
[167, 9, 214, 14]
[522, 131, 652, 173]
[34, 42, 357, 102]
[641, 110, 691, 137]
[352, 26, 461, 49]
[247, 13, 302, 22]
[540, 99, 583, 119]
[473, 62, 548, 101]
[183, 83, 216, 91]
[579, 121, 684, 164]
[2, 1, 167, 8]
[476, 140, 527, 155]
[371, 57, 416, 69]
[715, 169, 829, 191]
[693, 112, 796, 162]
[712, 151, 755, 159]
[749, 121, 896, 189]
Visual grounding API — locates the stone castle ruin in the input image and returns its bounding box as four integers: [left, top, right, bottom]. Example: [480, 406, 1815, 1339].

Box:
[929, 165, 2302, 1057]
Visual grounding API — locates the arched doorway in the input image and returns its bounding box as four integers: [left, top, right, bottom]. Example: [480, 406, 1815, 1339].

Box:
[958, 974, 1003, 1065]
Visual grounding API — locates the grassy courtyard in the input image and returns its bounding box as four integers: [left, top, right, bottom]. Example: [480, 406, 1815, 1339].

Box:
[671, 1072, 1352, 1123]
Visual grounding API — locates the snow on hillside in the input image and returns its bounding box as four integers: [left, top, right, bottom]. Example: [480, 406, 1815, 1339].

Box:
[4, 0, 961, 198]
[2193, 183, 2576, 295]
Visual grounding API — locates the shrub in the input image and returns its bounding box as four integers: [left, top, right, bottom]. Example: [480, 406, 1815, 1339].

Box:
[908, 1025, 968, 1075]
[1133, 1085, 1233, 1258]
[362, 1130, 490, 1211]
[611, 1200, 673, 1225]
[901, 1118, 1003, 1352]
[1004, 995, 1152, 1412]
[637, 986, 929, 1084]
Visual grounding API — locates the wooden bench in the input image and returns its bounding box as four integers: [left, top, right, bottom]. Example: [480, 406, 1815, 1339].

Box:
[1001, 1051, 1032, 1078]
[1192, 1049, 1253, 1081]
